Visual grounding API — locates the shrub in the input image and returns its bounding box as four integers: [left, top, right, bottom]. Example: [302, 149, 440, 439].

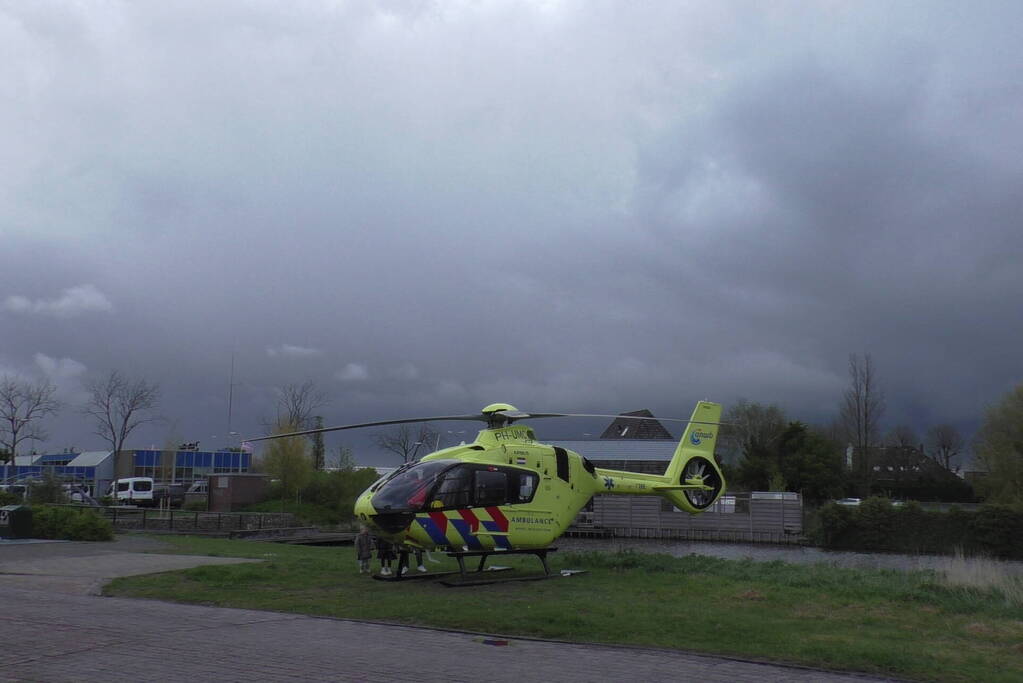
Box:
[28, 471, 67, 504]
[65, 511, 115, 541]
[0, 491, 21, 506]
[244, 469, 381, 527]
[182, 500, 207, 511]
[31, 505, 114, 541]
[817, 500, 1023, 559]
[816, 501, 853, 546]
[970, 505, 1023, 560]
[855, 497, 898, 548]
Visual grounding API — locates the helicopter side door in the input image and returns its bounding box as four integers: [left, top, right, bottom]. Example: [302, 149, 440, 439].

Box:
[408, 464, 544, 550]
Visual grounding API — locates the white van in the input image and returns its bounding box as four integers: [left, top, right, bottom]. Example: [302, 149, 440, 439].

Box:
[107, 477, 155, 505]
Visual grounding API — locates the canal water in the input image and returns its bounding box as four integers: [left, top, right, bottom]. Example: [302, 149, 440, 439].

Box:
[556, 537, 1023, 576]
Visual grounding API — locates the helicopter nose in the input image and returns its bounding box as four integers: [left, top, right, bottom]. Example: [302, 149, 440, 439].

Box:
[354, 491, 377, 528]
[354, 490, 415, 538]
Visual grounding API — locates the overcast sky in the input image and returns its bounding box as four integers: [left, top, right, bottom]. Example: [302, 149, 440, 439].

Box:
[2, 1, 1021, 464]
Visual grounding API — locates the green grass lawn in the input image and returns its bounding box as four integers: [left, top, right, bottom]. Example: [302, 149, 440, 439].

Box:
[106, 536, 1023, 682]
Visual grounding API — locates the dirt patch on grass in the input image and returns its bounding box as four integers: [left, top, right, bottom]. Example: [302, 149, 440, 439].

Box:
[736, 589, 766, 601]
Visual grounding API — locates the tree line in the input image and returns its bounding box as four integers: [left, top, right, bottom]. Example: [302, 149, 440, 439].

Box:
[5, 357, 1021, 507]
[0, 370, 158, 467]
[721, 353, 1021, 505]
[0, 369, 429, 498]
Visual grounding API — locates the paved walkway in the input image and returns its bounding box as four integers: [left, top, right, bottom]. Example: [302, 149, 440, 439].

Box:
[0, 537, 893, 682]
[0, 536, 258, 595]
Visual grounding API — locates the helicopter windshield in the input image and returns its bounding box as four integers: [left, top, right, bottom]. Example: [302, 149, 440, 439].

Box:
[371, 459, 457, 512]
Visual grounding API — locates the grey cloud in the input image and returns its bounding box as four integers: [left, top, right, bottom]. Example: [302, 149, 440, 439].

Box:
[1, 2, 1020, 459]
[266, 345, 322, 358]
[3, 284, 113, 318]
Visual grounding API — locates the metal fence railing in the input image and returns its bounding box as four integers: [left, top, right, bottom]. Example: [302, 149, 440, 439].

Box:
[81, 506, 298, 533]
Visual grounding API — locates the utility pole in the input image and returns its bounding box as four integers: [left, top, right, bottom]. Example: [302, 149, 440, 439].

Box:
[227, 350, 237, 436]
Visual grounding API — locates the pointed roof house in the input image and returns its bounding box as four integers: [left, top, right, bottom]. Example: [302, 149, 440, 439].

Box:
[598, 409, 674, 440]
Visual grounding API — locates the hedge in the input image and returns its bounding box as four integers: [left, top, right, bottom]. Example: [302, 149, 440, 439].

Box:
[31, 505, 114, 542]
[816, 498, 1023, 559]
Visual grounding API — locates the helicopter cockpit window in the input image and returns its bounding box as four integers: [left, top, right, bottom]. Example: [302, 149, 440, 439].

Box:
[427, 465, 540, 509]
[371, 459, 456, 512]
[516, 472, 538, 503]
[474, 469, 507, 507]
[433, 466, 473, 508]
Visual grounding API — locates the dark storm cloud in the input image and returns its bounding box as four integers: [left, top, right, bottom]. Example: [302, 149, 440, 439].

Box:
[1, 1, 1021, 461]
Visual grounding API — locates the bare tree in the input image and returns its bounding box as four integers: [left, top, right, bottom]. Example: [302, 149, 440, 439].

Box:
[926, 423, 964, 472]
[884, 425, 918, 449]
[83, 370, 161, 456]
[0, 375, 60, 463]
[263, 380, 328, 433]
[882, 424, 918, 490]
[334, 444, 356, 470]
[839, 353, 885, 494]
[374, 423, 438, 464]
[721, 399, 787, 460]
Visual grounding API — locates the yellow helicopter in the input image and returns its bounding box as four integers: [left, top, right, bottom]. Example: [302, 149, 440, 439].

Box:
[251, 400, 725, 580]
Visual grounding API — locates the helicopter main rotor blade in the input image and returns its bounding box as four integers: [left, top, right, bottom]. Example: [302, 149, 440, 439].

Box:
[245, 409, 730, 443]
[501, 411, 727, 426]
[244, 414, 488, 443]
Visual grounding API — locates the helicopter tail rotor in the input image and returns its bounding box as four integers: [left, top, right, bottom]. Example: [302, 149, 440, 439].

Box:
[655, 401, 726, 512]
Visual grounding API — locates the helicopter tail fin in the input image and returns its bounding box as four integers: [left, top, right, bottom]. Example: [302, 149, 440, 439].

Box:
[657, 401, 725, 513]
[664, 401, 722, 480]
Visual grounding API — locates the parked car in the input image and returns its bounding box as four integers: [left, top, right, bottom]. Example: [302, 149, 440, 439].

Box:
[153, 483, 186, 508]
[63, 483, 99, 506]
[106, 477, 155, 505]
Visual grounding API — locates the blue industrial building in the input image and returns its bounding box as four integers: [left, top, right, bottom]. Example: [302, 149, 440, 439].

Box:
[1, 448, 251, 496]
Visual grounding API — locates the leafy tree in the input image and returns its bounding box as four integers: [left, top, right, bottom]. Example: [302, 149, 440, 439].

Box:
[721, 399, 786, 461]
[262, 424, 313, 500]
[0, 375, 60, 462]
[723, 400, 786, 490]
[777, 422, 845, 503]
[731, 414, 846, 500]
[311, 415, 325, 470]
[29, 469, 67, 504]
[973, 384, 1023, 505]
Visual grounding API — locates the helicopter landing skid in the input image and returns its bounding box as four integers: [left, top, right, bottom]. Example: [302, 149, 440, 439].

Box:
[371, 569, 463, 582]
[446, 547, 557, 579]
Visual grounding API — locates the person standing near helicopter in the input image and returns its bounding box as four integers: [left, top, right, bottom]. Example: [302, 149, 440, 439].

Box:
[376, 535, 396, 576]
[355, 527, 373, 574]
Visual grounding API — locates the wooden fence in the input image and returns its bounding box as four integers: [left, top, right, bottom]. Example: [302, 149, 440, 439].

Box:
[588, 492, 804, 544]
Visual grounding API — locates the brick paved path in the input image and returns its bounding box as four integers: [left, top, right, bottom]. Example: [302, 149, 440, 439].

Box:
[0, 583, 891, 682]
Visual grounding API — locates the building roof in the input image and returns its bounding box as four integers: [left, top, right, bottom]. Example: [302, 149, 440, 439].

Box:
[546, 439, 677, 461]
[68, 451, 114, 466]
[598, 409, 675, 440]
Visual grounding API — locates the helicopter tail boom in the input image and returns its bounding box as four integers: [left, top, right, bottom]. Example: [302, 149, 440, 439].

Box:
[592, 401, 725, 514]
